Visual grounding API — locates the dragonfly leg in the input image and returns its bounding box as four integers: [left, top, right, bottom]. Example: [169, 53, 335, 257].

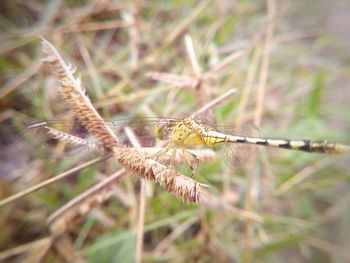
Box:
[168, 147, 177, 168]
[145, 142, 171, 163]
[143, 144, 169, 179]
[145, 143, 179, 174]
[181, 149, 200, 199]
[181, 149, 199, 178]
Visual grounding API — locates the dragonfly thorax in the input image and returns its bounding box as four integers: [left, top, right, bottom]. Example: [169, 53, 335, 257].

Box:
[169, 118, 206, 147]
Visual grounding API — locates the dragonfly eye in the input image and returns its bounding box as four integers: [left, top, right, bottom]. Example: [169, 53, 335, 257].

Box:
[154, 123, 167, 140]
[154, 121, 174, 140]
[154, 126, 162, 139]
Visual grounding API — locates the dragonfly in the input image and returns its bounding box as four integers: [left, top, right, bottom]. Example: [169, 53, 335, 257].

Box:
[163, 116, 349, 154]
[27, 114, 350, 177]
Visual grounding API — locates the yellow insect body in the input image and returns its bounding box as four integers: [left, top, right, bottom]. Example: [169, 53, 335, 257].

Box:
[166, 117, 350, 155]
[170, 120, 205, 147]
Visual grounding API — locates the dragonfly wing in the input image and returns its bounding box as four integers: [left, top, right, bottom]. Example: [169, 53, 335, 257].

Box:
[219, 142, 251, 169]
[216, 124, 260, 169]
[109, 117, 180, 147]
[25, 120, 102, 154]
[26, 117, 181, 148]
[190, 114, 260, 169]
[191, 112, 216, 127]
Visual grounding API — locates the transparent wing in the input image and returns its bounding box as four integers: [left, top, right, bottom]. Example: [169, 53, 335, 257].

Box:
[26, 117, 181, 148]
[216, 124, 260, 169]
[191, 112, 259, 169]
[191, 112, 216, 127]
[190, 113, 259, 169]
[23, 120, 98, 158]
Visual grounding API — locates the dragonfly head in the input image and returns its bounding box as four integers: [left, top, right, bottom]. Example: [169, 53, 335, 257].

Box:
[154, 120, 176, 140]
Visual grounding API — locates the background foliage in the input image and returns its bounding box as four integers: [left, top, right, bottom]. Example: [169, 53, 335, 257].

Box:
[0, 0, 349, 262]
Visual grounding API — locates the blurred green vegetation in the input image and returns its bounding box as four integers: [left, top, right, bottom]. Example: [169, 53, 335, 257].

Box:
[0, 0, 349, 262]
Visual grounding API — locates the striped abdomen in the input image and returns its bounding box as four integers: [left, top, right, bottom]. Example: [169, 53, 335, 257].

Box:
[202, 131, 349, 154]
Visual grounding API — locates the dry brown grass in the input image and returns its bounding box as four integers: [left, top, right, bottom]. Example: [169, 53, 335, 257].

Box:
[1, 1, 349, 262]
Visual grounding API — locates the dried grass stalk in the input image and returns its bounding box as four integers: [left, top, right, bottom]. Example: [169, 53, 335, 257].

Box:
[49, 169, 126, 236]
[41, 37, 120, 149]
[0, 237, 52, 262]
[45, 125, 103, 153]
[53, 235, 86, 263]
[41, 37, 205, 203]
[46, 136, 210, 235]
[0, 155, 111, 208]
[146, 71, 199, 89]
[112, 148, 204, 203]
